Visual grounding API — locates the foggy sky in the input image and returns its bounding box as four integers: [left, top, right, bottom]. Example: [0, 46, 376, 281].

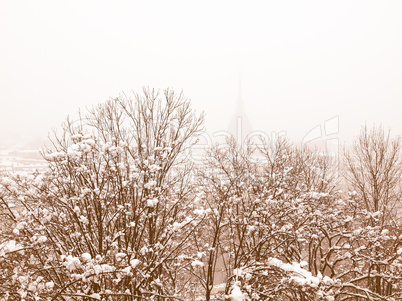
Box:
[1, 0, 402, 149]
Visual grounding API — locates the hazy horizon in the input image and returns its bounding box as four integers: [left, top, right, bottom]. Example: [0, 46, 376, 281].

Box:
[2, 1, 402, 151]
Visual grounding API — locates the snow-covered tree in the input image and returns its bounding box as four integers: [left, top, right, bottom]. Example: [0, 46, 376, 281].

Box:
[341, 125, 402, 299]
[187, 138, 341, 300]
[344, 125, 402, 225]
[0, 88, 204, 300]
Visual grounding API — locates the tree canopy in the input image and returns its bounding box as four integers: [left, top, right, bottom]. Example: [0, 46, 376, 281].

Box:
[1, 89, 402, 301]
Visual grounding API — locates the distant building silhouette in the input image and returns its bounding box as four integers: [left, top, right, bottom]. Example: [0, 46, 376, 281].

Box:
[228, 74, 253, 143]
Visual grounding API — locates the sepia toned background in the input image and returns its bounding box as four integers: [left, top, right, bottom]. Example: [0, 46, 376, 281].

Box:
[1, 0, 402, 151]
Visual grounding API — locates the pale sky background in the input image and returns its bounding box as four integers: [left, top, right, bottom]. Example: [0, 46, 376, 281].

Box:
[1, 0, 402, 149]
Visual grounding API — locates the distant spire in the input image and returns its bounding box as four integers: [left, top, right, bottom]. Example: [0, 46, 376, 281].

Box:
[228, 66, 253, 142]
[236, 65, 244, 114]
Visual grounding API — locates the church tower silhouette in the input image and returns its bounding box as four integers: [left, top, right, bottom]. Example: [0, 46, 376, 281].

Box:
[228, 72, 253, 143]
